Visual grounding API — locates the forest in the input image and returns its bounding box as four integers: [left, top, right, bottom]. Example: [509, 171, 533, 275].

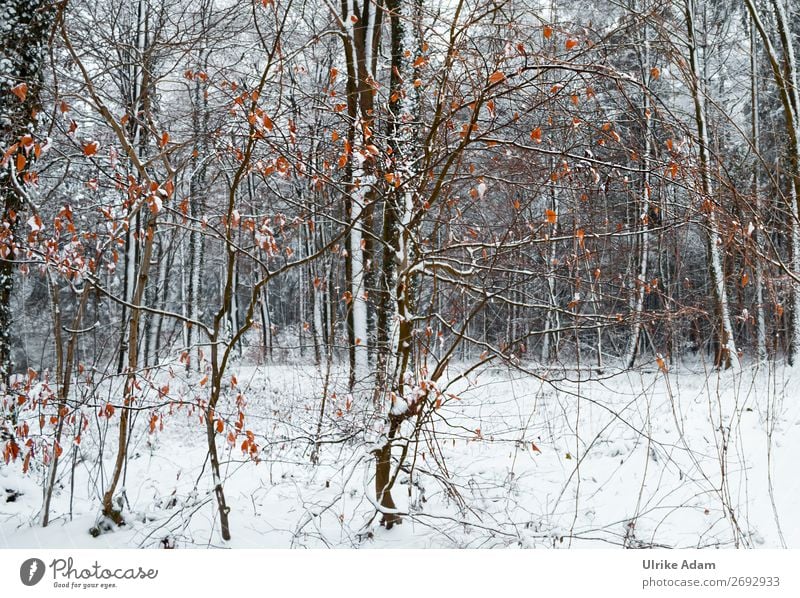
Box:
[0, 0, 798, 548]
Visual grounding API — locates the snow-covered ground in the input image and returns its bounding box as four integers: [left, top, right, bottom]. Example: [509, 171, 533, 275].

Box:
[2, 359, 798, 549]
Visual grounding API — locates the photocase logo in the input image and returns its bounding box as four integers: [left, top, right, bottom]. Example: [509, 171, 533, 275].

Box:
[20, 558, 46, 586]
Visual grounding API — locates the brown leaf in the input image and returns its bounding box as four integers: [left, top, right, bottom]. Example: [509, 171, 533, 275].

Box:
[10, 83, 28, 102]
[488, 70, 506, 85]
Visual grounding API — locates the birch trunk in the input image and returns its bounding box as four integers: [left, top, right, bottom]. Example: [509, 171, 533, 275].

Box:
[541, 155, 560, 363]
[624, 21, 653, 369]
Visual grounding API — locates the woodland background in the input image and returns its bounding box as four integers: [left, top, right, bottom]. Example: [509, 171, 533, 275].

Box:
[0, 0, 799, 548]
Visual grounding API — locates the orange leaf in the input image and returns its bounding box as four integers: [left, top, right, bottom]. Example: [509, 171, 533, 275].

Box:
[216, 419, 224, 434]
[488, 70, 506, 85]
[543, 25, 553, 39]
[545, 209, 557, 224]
[669, 162, 678, 178]
[199, 375, 208, 387]
[530, 127, 542, 143]
[11, 83, 28, 102]
[656, 354, 668, 373]
[650, 67, 660, 80]
[565, 38, 578, 50]
[6, 440, 20, 462]
[15, 153, 26, 172]
[83, 141, 98, 157]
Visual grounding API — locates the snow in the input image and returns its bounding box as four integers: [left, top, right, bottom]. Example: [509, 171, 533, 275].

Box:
[2, 360, 798, 549]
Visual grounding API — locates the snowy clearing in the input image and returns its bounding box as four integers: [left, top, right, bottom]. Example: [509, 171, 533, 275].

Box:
[2, 360, 797, 549]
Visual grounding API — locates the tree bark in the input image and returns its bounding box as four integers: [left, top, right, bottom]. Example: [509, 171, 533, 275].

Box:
[0, 0, 55, 383]
[684, 0, 739, 370]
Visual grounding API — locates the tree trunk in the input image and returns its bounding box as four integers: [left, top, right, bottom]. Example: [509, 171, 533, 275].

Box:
[102, 220, 156, 523]
[684, 0, 739, 370]
[0, 0, 55, 383]
[371, 0, 423, 527]
[340, 0, 382, 389]
[624, 18, 653, 369]
[749, 15, 768, 362]
[745, 0, 800, 364]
